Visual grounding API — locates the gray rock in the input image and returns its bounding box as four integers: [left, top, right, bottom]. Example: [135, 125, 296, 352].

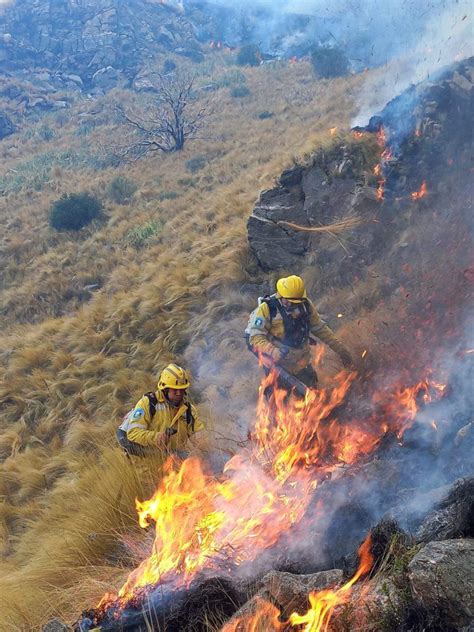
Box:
[261, 568, 343, 616]
[42, 619, 72, 632]
[416, 477, 474, 542]
[92, 66, 122, 89]
[0, 111, 16, 139]
[408, 539, 474, 628]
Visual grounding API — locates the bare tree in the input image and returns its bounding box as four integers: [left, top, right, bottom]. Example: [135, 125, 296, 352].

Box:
[117, 72, 213, 160]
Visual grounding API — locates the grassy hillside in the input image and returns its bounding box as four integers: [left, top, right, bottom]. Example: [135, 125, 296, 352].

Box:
[0, 55, 368, 629]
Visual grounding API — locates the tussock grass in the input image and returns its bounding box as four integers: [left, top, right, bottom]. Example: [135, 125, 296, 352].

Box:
[0, 56, 369, 629]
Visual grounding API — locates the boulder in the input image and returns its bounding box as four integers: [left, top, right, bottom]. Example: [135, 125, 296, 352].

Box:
[408, 539, 474, 628]
[42, 620, 72, 632]
[416, 477, 474, 542]
[91, 66, 122, 90]
[0, 111, 16, 139]
[261, 568, 343, 617]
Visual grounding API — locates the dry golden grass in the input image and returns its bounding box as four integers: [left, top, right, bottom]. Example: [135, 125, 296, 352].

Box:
[0, 56, 370, 629]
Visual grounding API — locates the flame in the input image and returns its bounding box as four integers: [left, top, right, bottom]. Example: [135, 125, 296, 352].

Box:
[225, 535, 373, 632]
[353, 130, 364, 139]
[329, 127, 337, 136]
[289, 535, 373, 632]
[222, 596, 282, 632]
[95, 364, 446, 620]
[376, 179, 385, 201]
[411, 180, 428, 200]
[376, 126, 386, 147]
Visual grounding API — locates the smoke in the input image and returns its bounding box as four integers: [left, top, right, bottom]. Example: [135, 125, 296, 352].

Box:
[352, 1, 473, 126]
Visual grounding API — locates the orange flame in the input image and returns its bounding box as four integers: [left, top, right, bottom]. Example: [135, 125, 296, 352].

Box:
[329, 127, 337, 136]
[411, 180, 428, 200]
[225, 535, 373, 632]
[376, 126, 386, 147]
[222, 596, 282, 632]
[289, 535, 373, 632]
[353, 130, 364, 139]
[96, 364, 446, 616]
[376, 180, 385, 201]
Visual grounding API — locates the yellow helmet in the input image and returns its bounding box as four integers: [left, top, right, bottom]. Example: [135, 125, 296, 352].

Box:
[157, 363, 190, 391]
[276, 275, 307, 303]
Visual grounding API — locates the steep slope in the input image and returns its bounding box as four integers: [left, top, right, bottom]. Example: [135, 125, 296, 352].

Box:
[0, 60, 365, 629]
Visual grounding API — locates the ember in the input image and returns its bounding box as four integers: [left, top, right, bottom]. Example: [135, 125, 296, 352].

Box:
[411, 180, 428, 200]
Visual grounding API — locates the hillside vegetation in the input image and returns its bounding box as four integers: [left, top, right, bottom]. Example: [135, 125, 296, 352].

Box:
[0, 55, 368, 629]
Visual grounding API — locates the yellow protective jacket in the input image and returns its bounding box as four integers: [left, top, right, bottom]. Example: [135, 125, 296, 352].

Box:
[246, 295, 350, 373]
[120, 391, 203, 450]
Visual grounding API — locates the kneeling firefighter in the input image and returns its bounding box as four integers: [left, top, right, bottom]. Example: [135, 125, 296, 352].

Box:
[117, 363, 204, 457]
[245, 275, 353, 390]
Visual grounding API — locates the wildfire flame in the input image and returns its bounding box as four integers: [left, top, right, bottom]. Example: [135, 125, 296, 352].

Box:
[95, 363, 446, 621]
[223, 534, 374, 632]
[411, 180, 428, 200]
[289, 534, 373, 632]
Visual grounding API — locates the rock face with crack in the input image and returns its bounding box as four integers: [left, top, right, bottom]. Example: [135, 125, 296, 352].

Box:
[408, 539, 474, 628]
[0, 0, 200, 89]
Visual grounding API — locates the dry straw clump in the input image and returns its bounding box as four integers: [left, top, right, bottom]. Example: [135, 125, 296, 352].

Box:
[0, 54, 368, 628]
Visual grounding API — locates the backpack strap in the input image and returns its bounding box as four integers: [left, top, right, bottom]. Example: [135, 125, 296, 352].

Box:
[185, 403, 195, 433]
[145, 391, 158, 418]
[261, 295, 278, 319]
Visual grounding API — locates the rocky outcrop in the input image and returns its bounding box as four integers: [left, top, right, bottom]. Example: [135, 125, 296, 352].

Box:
[247, 156, 379, 271]
[248, 57, 474, 272]
[416, 477, 474, 542]
[408, 539, 474, 628]
[0, 0, 201, 89]
[0, 111, 16, 139]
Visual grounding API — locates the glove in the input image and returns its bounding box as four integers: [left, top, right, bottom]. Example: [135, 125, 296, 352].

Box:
[272, 345, 290, 364]
[338, 348, 353, 368]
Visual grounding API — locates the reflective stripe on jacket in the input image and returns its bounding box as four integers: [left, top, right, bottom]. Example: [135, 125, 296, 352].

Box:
[119, 391, 203, 449]
[246, 294, 349, 372]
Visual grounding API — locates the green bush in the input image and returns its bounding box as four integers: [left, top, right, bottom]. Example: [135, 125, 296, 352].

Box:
[310, 44, 350, 79]
[49, 192, 104, 231]
[231, 85, 251, 98]
[157, 191, 178, 201]
[185, 156, 207, 173]
[216, 70, 247, 88]
[107, 175, 138, 204]
[38, 124, 55, 141]
[125, 220, 161, 249]
[237, 44, 261, 67]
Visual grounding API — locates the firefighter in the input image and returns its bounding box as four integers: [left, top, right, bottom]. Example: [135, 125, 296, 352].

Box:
[117, 363, 203, 457]
[245, 275, 353, 388]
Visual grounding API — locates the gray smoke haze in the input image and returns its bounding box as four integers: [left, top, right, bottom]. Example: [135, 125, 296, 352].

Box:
[203, 0, 472, 125]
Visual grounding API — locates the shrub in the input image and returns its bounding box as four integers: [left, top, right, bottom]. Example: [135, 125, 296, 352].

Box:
[258, 111, 274, 120]
[185, 155, 207, 173]
[38, 124, 55, 141]
[231, 85, 251, 98]
[107, 175, 137, 204]
[310, 44, 350, 79]
[49, 192, 104, 231]
[125, 220, 161, 249]
[217, 70, 247, 88]
[163, 59, 177, 74]
[237, 44, 261, 67]
[157, 191, 178, 201]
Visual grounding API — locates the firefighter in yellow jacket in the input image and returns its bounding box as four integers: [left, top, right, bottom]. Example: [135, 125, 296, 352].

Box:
[245, 275, 353, 388]
[117, 363, 204, 457]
